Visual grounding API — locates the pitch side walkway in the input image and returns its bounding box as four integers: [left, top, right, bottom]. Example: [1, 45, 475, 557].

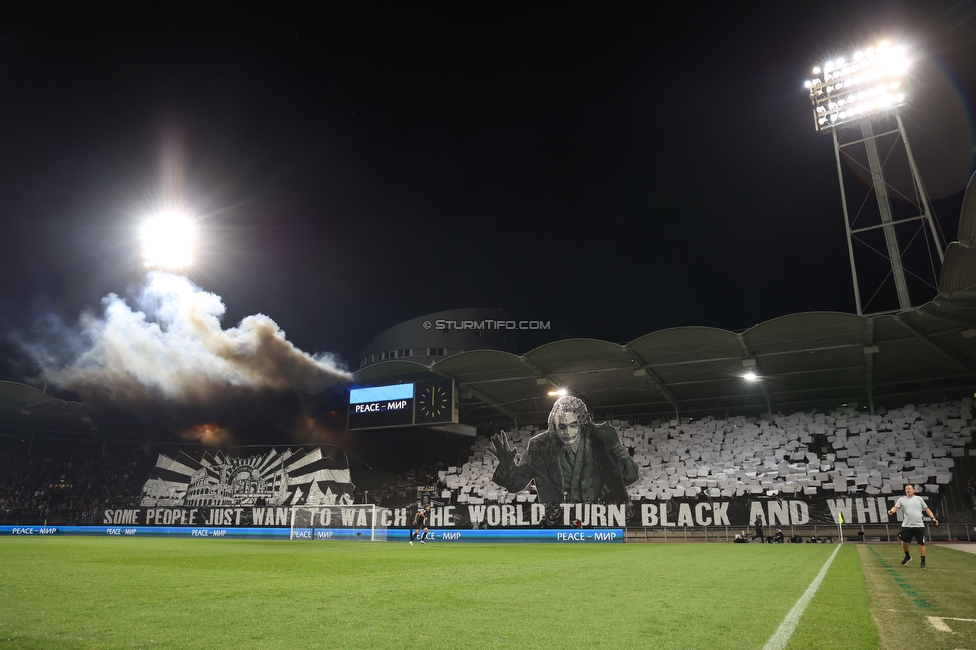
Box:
[934, 542, 976, 555]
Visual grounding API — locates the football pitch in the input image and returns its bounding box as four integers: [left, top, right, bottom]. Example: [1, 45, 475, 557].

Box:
[1, 538, 975, 649]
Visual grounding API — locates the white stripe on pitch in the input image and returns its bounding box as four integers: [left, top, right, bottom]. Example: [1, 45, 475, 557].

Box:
[763, 544, 843, 650]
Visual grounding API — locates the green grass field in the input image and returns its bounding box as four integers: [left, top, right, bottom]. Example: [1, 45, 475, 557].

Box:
[1, 538, 974, 649]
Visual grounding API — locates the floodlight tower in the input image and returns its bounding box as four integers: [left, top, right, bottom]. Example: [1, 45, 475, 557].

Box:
[805, 41, 944, 315]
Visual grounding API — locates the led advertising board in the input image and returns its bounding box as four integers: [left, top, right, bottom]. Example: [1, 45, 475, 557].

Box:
[348, 383, 415, 429]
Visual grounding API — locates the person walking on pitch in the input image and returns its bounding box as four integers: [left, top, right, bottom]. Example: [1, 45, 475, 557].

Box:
[888, 484, 938, 568]
[409, 504, 431, 545]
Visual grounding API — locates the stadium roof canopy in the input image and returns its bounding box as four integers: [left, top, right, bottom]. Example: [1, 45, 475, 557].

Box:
[0, 380, 99, 441]
[355, 304, 976, 429]
[356, 173, 976, 430]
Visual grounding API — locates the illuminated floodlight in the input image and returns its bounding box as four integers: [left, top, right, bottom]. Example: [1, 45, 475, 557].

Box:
[806, 40, 910, 132]
[547, 388, 568, 397]
[801, 37, 944, 317]
[742, 372, 759, 382]
[141, 212, 195, 269]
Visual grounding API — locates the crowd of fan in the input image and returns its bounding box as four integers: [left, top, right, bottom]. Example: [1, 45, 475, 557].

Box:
[444, 400, 973, 506]
[360, 463, 450, 506]
[0, 446, 153, 524]
[1, 417, 974, 525]
[0, 441, 457, 523]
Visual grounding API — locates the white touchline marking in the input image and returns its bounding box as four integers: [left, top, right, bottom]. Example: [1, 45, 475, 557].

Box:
[927, 616, 976, 633]
[928, 617, 953, 633]
[763, 544, 843, 650]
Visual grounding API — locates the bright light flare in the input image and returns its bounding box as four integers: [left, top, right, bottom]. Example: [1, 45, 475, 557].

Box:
[141, 212, 195, 269]
[548, 388, 568, 397]
[805, 40, 912, 132]
[743, 372, 759, 382]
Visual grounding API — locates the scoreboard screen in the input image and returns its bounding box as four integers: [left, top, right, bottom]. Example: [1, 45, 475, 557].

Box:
[348, 383, 415, 429]
[347, 380, 457, 430]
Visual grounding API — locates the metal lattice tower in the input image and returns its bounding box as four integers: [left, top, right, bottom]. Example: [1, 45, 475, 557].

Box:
[806, 41, 945, 315]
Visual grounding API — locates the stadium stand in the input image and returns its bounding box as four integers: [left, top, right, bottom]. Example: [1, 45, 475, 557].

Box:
[441, 399, 974, 508]
[0, 445, 153, 525]
[0, 398, 973, 526]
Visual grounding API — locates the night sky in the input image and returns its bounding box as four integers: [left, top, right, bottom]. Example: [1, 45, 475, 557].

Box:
[1, 3, 974, 442]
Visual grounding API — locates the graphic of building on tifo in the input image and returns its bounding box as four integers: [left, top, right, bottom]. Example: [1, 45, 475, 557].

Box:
[140, 447, 356, 507]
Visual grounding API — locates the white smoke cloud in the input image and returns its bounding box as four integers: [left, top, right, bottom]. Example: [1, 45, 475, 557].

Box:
[41, 272, 351, 407]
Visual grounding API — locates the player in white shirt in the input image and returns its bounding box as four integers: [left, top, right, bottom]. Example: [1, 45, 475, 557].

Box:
[888, 484, 938, 568]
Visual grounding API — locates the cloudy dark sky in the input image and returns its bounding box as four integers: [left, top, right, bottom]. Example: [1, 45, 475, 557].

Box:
[1, 1, 974, 384]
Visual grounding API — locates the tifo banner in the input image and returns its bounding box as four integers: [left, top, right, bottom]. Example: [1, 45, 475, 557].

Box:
[140, 448, 354, 507]
[104, 494, 943, 528]
[633, 494, 944, 527]
[488, 396, 640, 503]
[128, 444, 944, 529]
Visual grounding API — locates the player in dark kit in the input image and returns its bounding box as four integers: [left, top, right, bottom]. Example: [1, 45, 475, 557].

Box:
[409, 504, 431, 546]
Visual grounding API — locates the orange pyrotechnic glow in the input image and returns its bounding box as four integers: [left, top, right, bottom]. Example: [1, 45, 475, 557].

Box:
[178, 422, 232, 446]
